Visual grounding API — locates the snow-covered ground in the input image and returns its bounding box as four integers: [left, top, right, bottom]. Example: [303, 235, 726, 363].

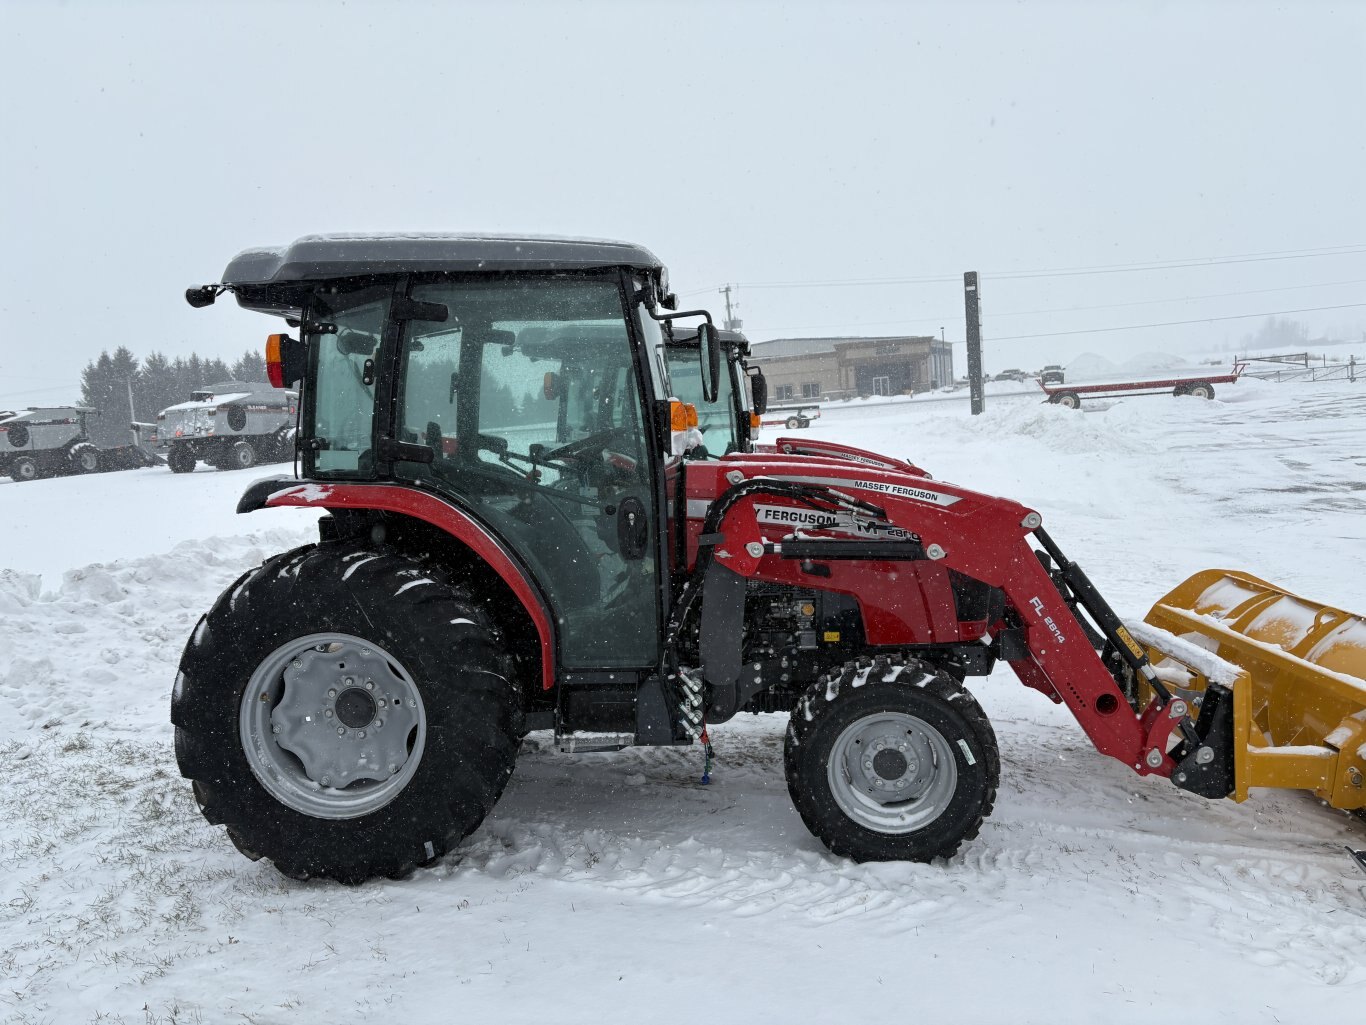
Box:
[2, 380, 1364, 1023]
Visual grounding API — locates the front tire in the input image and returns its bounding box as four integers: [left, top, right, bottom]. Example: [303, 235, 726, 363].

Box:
[167, 445, 196, 474]
[785, 657, 999, 862]
[172, 544, 523, 883]
[1186, 382, 1215, 400]
[10, 456, 40, 482]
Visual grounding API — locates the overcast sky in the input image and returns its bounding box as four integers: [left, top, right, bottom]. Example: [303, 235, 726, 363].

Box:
[3, 0, 1364, 403]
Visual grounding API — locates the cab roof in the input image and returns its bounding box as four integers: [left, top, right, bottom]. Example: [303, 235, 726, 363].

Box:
[217, 233, 667, 319]
[222, 233, 664, 286]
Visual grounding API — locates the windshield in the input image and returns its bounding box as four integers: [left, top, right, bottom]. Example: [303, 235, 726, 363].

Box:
[665, 343, 742, 455]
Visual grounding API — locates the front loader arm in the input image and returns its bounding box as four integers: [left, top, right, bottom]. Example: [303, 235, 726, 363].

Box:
[684, 458, 1199, 780]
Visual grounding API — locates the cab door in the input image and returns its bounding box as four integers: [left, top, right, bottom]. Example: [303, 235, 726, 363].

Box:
[391, 276, 662, 670]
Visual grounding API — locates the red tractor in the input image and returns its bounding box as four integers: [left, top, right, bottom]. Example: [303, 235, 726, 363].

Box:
[175, 234, 1365, 884]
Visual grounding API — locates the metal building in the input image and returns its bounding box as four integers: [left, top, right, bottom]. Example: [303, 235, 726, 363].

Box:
[748, 335, 953, 401]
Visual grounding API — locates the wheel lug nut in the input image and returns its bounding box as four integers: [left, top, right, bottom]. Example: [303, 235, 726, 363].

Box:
[328, 689, 337, 698]
[358, 731, 367, 739]
[896, 780, 908, 788]
[376, 720, 383, 729]
[343, 677, 354, 687]
[337, 726, 346, 736]
[271, 724, 280, 734]
[365, 680, 375, 691]
[324, 709, 333, 718]
[292, 659, 302, 669]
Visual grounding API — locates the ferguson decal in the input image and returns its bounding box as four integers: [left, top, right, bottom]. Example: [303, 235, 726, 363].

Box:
[754, 504, 920, 542]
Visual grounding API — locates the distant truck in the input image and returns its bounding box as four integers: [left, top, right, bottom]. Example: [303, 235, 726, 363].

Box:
[1040, 364, 1065, 385]
[156, 381, 297, 473]
[0, 406, 159, 482]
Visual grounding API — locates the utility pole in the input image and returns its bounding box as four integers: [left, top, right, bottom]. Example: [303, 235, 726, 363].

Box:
[719, 284, 743, 332]
[964, 272, 984, 415]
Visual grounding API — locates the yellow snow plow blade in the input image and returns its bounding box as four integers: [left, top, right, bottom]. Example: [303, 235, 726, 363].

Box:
[1137, 569, 1366, 810]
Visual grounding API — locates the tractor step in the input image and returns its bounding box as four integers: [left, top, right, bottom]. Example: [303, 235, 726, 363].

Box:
[557, 732, 635, 754]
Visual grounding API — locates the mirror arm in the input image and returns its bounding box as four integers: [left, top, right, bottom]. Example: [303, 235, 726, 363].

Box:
[643, 302, 715, 329]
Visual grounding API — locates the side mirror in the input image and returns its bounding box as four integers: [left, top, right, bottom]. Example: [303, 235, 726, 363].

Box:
[748, 367, 768, 414]
[697, 322, 721, 404]
[185, 285, 220, 308]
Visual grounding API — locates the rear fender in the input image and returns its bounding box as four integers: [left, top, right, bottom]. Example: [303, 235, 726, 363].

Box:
[240, 479, 557, 691]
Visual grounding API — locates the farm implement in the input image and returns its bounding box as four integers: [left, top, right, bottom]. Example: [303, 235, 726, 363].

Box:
[1041, 363, 1247, 408]
[173, 234, 1364, 883]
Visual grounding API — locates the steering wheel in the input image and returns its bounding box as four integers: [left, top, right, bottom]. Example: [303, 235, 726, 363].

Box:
[544, 427, 634, 464]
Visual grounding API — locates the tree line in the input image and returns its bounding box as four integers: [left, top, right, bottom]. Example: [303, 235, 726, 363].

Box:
[80, 347, 269, 425]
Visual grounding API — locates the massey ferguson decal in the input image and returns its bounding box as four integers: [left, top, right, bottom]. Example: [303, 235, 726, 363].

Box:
[774, 475, 962, 507]
[754, 504, 920, 542]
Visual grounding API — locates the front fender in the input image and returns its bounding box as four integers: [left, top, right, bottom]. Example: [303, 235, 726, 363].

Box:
[239, 478, 557, 691]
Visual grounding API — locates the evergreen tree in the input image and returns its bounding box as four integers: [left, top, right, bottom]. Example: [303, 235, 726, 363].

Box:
[203, 357, 232, 384]
[137, 351, 179, 419]
[232, 349, 268, 383]
[185, 354, 205, 393]
[81, 351, 118, 414]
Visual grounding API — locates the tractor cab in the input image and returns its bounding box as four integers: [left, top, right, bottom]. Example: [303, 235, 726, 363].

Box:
[193, 235, 723, 674]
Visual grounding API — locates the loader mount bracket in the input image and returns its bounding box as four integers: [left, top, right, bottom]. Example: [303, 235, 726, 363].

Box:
[1170, 682, 1236, 799]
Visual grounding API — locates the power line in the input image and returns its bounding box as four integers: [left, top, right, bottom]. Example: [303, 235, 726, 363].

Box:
[987, 302, 1366, 342]
[752, 278, 1366, 334]
[678, 242, 1366, 296]
[990, 277, 1366, 318]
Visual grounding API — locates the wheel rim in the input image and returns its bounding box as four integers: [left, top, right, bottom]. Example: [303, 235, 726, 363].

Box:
[235, 446, 254, 468]
[240, 632, 427, 820]
[16, 461, 35, 480]
[79, 450, 97, 471]
[826, 712, 958, 834]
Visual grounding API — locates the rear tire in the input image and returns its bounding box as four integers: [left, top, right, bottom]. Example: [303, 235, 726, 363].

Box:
[786, 416, 801, 429]
[1054, 392, 1081, 409]
[1187, 382, 1215, 400]
[785, 657, 999, 862]
[172, 544, 523, 884]
[69, 442, 100, 474]
[167, 445, 196, 474]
